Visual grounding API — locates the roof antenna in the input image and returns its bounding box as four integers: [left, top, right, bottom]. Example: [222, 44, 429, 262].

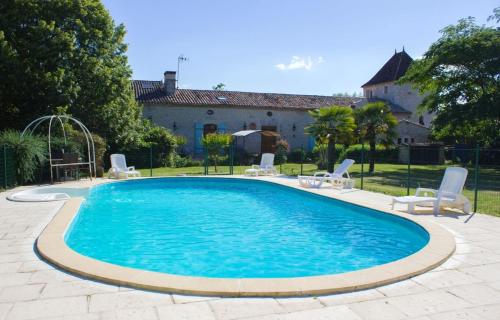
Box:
[402, 46, 405, 52]
[394, 49, 397, 54]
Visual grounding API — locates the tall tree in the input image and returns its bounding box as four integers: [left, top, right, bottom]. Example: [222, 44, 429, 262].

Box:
[355, 101, 397, 173]
[399, 9, 500, 146]
[305, 106, 355, 173]
[0, 0, 143, 149]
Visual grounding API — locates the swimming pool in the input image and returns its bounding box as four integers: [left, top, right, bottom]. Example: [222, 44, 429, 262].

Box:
[65, 178, 429, 279]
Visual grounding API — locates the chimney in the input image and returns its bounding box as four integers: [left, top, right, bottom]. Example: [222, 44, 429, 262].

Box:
[163, 71, 176, 95]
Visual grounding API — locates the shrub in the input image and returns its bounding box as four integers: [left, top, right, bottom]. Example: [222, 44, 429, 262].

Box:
[141, 123, 177, 167]
[274, 139, 289, 164]
[339, 144, 399, 163]
[0, 130, 46, 184]
[202, 133, 232, 172]
[313, 143, 345, 169]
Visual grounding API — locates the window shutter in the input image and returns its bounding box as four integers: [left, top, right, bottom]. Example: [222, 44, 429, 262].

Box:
[218, 123, 226, 133]
[308, 136, 315, 151]
[194, 123, 203, 154]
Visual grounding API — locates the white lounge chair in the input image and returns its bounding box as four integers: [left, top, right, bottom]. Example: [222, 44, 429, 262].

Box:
[245, 153, 278, 176]
[108, 154, 141, 179]
[298, 159, 355, 189]
[392, 167, 471, 214]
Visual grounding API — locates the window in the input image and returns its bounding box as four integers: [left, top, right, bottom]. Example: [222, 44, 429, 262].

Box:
[206, 109, 214, 115]
[404, 138, 408, 143]
[216, 96, 227, 101]
[147, 115, 152, 121]
[384, 86, 388, 94]
[141, 82, 153, 89]
[397, 138, 402, 144]
[266, 111, 273, 117]
[419, 116, 425, 126]
[411, 138, 415, 143]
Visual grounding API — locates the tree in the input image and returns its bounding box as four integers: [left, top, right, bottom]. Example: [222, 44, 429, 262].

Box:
[355, 102, 397, 173]
[305, 106, 355, 173]
[201, 133, 232, 172]
[399, 9, 500, 146]
[212, 83, 226, 91]
[0, 0, 143, 149]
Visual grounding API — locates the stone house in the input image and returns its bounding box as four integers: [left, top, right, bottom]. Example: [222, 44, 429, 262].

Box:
[361, 49, 431, 144]
[132, 50, 431, 156]
[133, 73, 357, 155]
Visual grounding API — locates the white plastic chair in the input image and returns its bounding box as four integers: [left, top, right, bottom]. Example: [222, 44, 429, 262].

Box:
[392, 167, 471, 214]
[298, 159, 355, 188]
[245, 153, 277, 176]
[108, 154, 141, 179]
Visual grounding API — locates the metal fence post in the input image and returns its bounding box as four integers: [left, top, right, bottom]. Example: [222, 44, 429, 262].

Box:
[360, 143, 364, 190]
[407, 144, 411, 196]
[3, 145, 7, 189]
[229, 141, 234, 175]
[204, 147, 208, 175]
[473, 145, 480, 213]
[300, 145, 304, 176]
[149, 146, 153, 177]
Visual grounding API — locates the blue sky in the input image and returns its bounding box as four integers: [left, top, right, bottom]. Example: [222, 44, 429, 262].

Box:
[102, 0, 497, 95]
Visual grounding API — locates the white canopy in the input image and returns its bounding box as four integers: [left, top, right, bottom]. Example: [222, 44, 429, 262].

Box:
[232, 130, 261, 137]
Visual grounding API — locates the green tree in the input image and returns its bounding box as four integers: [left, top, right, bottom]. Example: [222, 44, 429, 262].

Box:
[305, 106, 355, 173]
[212, 83, 226, 91]
[399, 9, 500, 146]
[202, 133, 232, 172]
[355, 101, 397, 173]
[0, 0, 143, 149]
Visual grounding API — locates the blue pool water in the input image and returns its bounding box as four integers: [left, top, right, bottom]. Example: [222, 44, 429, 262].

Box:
[65, 178, 429, 278]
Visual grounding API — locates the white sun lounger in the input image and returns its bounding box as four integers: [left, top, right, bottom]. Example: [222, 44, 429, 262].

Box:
[108, 154, 141, 179]
[298, 159, 355, 188]
[245, 153, 278, 176]
[392, 167, 471, 214]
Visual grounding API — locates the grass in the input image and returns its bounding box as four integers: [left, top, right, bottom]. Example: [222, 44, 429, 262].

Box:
[138, 163, 500, 217]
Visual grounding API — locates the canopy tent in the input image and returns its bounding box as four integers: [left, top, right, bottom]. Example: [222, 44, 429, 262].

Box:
[21, 115, 96, 183]
[231, 130, 280, 137]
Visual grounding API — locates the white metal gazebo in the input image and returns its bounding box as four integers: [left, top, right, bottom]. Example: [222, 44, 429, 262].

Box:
[21, 115, 96, 183]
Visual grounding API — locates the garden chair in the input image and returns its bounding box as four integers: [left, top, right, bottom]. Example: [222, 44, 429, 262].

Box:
[298, 159, 355, 189]
[108, 154, 141, 179]
[392, 167, 471, 214]
[245, 153, 278, 176]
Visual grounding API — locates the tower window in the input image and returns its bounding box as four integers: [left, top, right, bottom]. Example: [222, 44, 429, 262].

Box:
[384, 86, 388, 94]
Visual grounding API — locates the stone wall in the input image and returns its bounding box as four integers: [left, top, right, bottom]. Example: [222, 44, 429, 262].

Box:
[143, 104, 315, 155]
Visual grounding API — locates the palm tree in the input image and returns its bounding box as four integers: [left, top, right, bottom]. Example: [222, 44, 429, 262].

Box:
[305, 106, 355, 173]
[355, 101, 398, 173]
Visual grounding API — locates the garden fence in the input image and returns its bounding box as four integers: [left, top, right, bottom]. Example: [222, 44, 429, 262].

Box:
[0, 145, 16, 189]
[113, 144, 499, 216]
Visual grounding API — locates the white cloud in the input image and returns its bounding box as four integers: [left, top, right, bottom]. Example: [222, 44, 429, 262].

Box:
[275, 56, 324, 71]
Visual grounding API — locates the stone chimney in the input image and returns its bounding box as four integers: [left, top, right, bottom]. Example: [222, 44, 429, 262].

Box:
[163, 71, 176, 95]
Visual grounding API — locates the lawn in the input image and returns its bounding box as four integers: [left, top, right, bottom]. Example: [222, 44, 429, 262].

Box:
[138, 163, 500, 216]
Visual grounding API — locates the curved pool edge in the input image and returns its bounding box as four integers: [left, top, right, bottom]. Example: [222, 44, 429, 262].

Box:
[36, 177, 455, 297]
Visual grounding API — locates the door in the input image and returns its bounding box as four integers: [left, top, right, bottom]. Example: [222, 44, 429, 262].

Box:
[261, 125, 277, 153]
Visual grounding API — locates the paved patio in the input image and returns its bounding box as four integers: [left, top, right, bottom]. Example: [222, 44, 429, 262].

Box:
[1, 177, 500, 320]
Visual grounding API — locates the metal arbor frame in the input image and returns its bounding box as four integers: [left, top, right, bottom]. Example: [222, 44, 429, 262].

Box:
[21, 115, 96, 183]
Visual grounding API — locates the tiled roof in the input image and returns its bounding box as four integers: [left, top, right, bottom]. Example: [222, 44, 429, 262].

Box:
[132, 80, 356, 110]
[366, 98, 411, 114]
[362, 50, 413, 87]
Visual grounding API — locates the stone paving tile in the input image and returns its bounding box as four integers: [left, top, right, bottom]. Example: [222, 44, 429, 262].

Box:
[444, 283, 500, 306]
[245, 305, 363, 320]
[385, 290, 473, 318]
[40, 280, 119, 299]
[28, 269, 81, 284]
[209, 298, 285, 320]
[99, 307, 159, 320]
[412, 270, 482, 290]
[459, 263, 500, 282]
[17, 260, 54, 273]
[317, 289, 385, 306]
[157, 301, 216, 320]
[171, 294, 219, 304]
[0, 263, 21, 274]
[428, 308, 487, 320]
[274, 297, 324, 313]
[0, 284, 44, 303]
[6, 296, 88, 320]
[467, 304, 500, 320]
[0, 303, 13, 320]
[89, 290, 173, 313]
[375, 279, 429, 297]
[348, 299, 408, 320]
[0, 273, 31, 288]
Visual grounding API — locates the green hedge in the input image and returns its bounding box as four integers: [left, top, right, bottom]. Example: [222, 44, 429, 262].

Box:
[339, 144, 399, 163]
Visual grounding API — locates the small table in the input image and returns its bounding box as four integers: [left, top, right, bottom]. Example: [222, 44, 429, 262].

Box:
[245, 168, 260, 177]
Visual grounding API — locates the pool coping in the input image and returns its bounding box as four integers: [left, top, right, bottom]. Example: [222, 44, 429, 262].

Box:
[36, 176, 455, 297]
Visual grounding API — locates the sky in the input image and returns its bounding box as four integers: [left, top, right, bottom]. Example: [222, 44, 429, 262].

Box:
[102, 0, 497, 96]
